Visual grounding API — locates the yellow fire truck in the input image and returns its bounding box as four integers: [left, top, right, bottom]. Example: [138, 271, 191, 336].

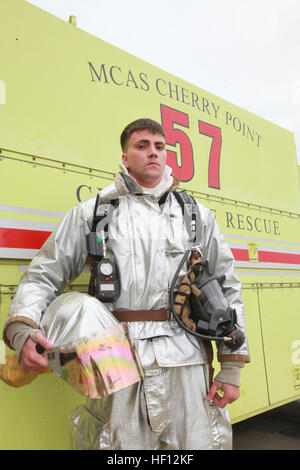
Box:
[0, 0, 299, 450]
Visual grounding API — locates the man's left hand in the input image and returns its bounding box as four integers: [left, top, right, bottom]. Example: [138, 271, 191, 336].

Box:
[206, 381, 240, 408]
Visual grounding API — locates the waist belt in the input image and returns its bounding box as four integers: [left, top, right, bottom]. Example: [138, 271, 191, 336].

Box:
[113, 309, 169, 322]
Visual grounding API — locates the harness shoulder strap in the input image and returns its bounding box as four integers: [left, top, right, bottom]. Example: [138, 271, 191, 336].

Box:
[91, 193, 100, 232]
[88, 195, 119, 259]
[173, 190, 200, 245]
[87, 195, 119, 296]
[91, 194, 119, 233]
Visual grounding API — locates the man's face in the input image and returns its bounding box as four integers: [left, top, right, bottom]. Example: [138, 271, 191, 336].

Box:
[122, 130, 167, 188]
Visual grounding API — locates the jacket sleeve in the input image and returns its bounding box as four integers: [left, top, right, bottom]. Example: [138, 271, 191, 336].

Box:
[198, 203, 250, 363]
[3, 197, 95, 348]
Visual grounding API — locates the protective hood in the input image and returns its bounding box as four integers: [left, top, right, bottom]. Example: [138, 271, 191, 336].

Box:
[99, 163, 178, 202]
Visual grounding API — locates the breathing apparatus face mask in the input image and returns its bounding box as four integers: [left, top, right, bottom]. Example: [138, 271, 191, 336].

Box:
[169, 250, 245, 351]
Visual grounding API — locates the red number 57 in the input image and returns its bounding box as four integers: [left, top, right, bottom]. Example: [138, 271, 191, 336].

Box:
[160, 104, 222, 189]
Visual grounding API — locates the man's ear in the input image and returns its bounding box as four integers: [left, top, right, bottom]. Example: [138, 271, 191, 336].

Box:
[122, 153, 129, 168]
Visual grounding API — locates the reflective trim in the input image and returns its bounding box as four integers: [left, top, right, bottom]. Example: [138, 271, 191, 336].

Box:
[0, 204, 65, 218]
[235, 261, 300, 270]
[236, 269, 300, 276]
[0, 218, 57, 231]
[0, 247, 38, 259]
[226, 233, 300, 247]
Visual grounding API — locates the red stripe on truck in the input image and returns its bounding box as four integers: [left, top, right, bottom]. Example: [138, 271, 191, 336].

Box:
[0, 227, 51, 249]
[258, 250, 300, 265]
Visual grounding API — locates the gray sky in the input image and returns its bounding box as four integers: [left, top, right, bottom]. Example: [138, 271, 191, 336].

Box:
[28, 0, 300, 164]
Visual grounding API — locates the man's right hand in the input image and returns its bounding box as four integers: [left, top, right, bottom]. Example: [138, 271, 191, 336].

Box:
[19, 332, 53, 373]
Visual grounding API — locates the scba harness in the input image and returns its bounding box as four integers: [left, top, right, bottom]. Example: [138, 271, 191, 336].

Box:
[87, 195, 120, 303]
[87, 190, 245, 352]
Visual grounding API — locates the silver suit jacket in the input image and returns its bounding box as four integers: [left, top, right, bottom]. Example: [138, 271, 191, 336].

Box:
[4, 165, 250, 366]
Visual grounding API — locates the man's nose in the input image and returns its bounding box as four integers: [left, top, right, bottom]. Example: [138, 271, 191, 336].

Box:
[148, 144, 158, 156]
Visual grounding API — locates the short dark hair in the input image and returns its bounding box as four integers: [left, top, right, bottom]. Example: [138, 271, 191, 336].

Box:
[120, 118, 166, 151]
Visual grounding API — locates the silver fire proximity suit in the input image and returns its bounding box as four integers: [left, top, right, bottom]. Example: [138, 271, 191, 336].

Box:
[3, 164, 250, 450]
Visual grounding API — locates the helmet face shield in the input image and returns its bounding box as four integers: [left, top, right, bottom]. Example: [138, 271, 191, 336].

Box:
[40, 293, 144, 398]
[47, 324, 144, 398]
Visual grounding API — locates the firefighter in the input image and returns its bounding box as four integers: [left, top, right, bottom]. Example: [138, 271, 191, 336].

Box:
[3, 118, 250, 449]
